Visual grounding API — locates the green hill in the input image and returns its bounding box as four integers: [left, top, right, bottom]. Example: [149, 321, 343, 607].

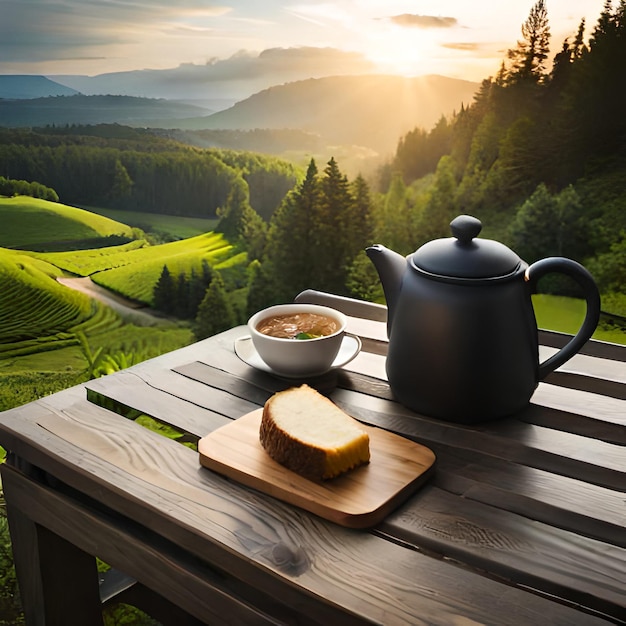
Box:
[0, 196, 134, 249]
[31, 232, 244, 305]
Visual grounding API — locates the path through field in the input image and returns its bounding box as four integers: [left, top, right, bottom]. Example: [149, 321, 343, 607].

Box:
[58, 277, 167, 326]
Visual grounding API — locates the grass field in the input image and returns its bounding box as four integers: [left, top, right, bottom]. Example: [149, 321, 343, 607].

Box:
[0, 241, 194, 410]
[30, 231, 245, 304]
[84, 206, 219, 239]
[533, 293, 626, 344]
[0, 196, 133, 248]
[0, 201, 244, 409]
[0, 243, 194, 405]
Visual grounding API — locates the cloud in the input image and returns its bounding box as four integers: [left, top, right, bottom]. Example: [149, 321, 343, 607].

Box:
[442, 42, 481, 52]
[0, 0, 232, 64]
[390, 14, 458, 29]
[156, 47, 374, 83]
[256, 46, 373, 74]
[51, 46, 377, 100]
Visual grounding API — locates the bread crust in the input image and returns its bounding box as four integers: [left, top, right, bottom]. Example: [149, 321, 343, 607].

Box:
[259, 385, 370, 481]
[260, 405, 327, 480]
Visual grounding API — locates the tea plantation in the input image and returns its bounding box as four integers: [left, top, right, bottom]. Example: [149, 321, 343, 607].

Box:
[30, 231, 243, 304]
[0, 197, 247, 410]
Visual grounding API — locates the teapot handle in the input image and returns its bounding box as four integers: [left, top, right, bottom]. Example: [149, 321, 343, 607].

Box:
[525, 257, 601, 379]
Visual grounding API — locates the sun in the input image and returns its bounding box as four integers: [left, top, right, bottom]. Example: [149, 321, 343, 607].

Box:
[363, 25, 438, 76]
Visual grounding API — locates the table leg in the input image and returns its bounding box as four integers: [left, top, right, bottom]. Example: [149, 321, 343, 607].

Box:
[2, 463, 104, 626]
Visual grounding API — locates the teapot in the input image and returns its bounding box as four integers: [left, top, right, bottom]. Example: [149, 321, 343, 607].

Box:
[366, 215, 600, 423]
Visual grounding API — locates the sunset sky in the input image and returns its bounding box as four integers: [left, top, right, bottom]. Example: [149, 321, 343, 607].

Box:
[1, 0, 605, 83]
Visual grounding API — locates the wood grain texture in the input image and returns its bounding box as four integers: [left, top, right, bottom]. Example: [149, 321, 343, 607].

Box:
[1, 464, 292, 626]
[380, 485, 626, 620]
[1, 404, 609, 625]
[198, 409, 436, 528]
[2, 309, 625, 625]
[329, 388, 626, 491]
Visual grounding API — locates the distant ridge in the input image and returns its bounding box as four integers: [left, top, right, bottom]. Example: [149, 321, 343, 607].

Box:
[172, 74, 479, 154]
[0, 75, 80, 99]
[0, 74, 479, 155]
[0, 94, 212, 128]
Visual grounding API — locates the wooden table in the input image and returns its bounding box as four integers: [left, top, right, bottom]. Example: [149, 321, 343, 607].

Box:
[1, 290, 624, 625]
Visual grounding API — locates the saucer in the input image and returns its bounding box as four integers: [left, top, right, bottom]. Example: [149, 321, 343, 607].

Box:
[234, 334, 362, 378]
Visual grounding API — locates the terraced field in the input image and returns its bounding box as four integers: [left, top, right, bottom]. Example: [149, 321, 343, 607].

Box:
[0, 196, 134, 248]
[0, 248, 123, 358]
[0, 198, 249, 415]
[31, 232, 245, 304]
[28, 239, 150, 276]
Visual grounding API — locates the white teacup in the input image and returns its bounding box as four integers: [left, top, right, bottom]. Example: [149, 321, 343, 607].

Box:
[248, 304, 352, 377]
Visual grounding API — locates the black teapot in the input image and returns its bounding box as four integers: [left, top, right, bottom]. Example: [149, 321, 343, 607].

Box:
[366, 215, 601, 423]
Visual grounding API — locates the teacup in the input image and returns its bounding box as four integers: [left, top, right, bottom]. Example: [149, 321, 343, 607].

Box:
[248, 303, 351, 377]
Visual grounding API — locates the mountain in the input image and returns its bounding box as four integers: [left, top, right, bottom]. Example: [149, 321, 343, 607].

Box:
[51, 68, 236, 111]
[0, 94, 212, 127]
[46, 49, 376, 103]
[161, 75, 479, 155]
[0, 74, 478, 156]
[0, 75, 79, 99]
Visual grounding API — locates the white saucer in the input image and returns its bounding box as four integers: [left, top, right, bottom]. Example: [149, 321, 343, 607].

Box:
[234, 334, 362, 378]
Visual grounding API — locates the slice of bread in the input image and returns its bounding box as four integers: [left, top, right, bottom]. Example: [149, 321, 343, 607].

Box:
[259, 384, 370, 480]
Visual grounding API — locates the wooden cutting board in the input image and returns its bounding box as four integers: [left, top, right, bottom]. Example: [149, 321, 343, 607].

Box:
[198, 409, 436, 528]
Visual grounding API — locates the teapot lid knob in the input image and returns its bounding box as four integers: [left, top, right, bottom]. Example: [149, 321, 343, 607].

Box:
[450, 215, 482, 244]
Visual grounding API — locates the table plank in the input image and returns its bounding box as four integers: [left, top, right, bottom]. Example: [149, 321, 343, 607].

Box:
[1, 403, 610, 625]
[79, 355, 626, 622]
[330, 388, 626, 491]
[379, 486, 626, 620]
[432, 449, 626, 543]
[531, 382, 626, 424]
[4, 318, 624, 625]
[539, 345, 626, 383]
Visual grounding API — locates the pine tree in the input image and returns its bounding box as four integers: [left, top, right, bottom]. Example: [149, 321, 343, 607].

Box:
[189, 262, 215, 317]
[349, 174, 375, 256]
[261, 158, 321, 303]
[576, 0, 626, 157]
[216, 177, 250, 239]
[509, 183, 559, 263]
[259, 157, 371, 301]
[316, 157, 354, 294]
[194, 273, 236, 340]
[506, 0, 551, 84]
[216, 176, 267, 260]
[110, 159, 133, 203]
[417, 156, 458, 244]
[153, 265, 175, 313]
[375, 172, 414, 255]
[242, 203, 268, 262]
[245, 259, 276, 316]
[174, 271, 190, 318]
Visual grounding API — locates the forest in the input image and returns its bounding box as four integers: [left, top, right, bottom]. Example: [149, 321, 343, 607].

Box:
[0, 125, 301, 222]
[240, 0, 626, 319]
[229, 0, 624, 323]
[374, 0, 626, 305]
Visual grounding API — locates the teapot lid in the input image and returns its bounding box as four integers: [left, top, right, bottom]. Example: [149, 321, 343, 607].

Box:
[410, 215, 522, 279]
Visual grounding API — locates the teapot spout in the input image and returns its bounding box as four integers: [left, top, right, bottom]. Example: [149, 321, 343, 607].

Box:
[366, 244, 406, 337]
